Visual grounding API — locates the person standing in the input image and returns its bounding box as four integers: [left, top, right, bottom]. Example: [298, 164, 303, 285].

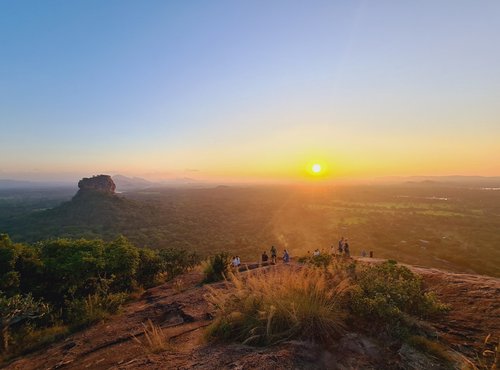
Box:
[338, 237, 344, 255]
[261, 251, 269, 263]
[270, 245, 277, 264]
[344, 239, 350, 257]
[283, 249, 290, 263]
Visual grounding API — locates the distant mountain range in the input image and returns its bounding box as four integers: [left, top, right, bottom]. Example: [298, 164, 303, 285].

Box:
[1, 175, 500, 191]
[0, 175, 203, 192]
[112, 175, 203, 191]
[376, 175, 500, 187]
[112, 175, 155, 191]
[0, 179, 72, 190]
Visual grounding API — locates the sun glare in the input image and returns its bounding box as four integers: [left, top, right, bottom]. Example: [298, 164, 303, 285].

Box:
[312, 164, 321, 173]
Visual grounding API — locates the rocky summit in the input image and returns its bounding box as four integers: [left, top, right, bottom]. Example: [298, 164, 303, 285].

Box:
[3, 260, 499, 370]
[77, 175, 116, 195]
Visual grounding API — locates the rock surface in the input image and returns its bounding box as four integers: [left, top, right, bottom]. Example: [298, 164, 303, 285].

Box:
[77, 175, 116, 195]
[3, 261, 499, 370]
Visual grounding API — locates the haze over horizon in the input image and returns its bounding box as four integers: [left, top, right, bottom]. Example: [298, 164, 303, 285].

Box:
[1, 1, 499, 182]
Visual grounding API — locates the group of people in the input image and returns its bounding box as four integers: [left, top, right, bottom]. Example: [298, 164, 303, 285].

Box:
[244, 237, 361, 267]
[261, 245, 290, 264]
[309, 237, 351, 258]
[336, 236, 350, 257]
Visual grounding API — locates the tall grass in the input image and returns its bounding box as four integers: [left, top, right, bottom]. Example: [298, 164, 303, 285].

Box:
[133, 320, 172, 353]
[66, 292, 127, 328]
[205, 266, 349, 345]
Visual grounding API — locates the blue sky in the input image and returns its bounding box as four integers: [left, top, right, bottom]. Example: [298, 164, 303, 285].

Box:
[1, 1, 499, 181]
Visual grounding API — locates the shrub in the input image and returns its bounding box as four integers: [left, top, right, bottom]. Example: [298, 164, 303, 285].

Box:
[0, 292, 49, 352]
[205, 266, 348, 345]
[349, 261, 448, 336]
[104, 236, 140, 292]
[9, 323, 69, 358]
[136, 249, 162, 288]
[296, 255, 310, 264]
[203, 252, 231, 283]
[159, 248, 200, 280]
[37, 238, 106, 304]
[310, 254, 333, 268]
[0, 234, 21, 295]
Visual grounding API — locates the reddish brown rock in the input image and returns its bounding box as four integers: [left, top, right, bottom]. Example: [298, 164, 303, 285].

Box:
[77, 175, 116, 195]
[3, 262, 499, 369]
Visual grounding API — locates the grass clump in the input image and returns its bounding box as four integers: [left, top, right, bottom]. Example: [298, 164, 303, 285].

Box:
[205, 257, 450, 352]
[66, 291, 127, 329]
[133, 319, 172, 353]
[11, 324, 69, 355]
[205, 266, 348, 345]
[478, 333, 499, 370]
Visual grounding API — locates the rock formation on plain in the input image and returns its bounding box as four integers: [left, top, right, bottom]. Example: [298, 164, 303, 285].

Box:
[77, 175, 116, 195]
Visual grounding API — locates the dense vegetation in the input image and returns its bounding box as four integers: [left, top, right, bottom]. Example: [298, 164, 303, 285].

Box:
[0, 234, 198, 359]
[1, 183, 499, 277]
[206, 258, 452, 365]
[202, 252, 232, 283]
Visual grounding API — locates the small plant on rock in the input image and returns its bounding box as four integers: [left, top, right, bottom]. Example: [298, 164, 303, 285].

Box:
[133, 319, 172, 353]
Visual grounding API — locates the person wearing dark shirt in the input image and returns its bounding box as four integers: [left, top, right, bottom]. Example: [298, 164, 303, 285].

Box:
[262, 251, 269, 263]
[338, 237, 344, 255]
[270, 245, 277, 264]
[344, 240, 350, 257]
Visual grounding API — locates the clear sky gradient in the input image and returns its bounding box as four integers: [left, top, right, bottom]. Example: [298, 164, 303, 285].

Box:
[1, 1, 499, 182]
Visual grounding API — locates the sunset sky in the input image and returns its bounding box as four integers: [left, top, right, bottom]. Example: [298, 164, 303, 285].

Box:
[1, 1, 499, 182]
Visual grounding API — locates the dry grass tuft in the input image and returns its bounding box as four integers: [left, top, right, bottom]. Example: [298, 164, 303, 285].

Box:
[133, 320, 172, 353]
[205, 265, 349, 345]
[479, 333, 499, 370]
[172, 278, 185, 294]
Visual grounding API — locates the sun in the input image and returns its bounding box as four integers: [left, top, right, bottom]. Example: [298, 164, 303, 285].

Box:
[312, 164, 322, 173]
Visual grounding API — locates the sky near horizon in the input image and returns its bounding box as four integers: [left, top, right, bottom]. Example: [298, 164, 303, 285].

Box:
[1, 1, 499, 182]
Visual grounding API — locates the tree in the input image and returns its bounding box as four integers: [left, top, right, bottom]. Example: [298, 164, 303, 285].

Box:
[136, 249, 162, 288]
[104, 236, 140, 291]
[159, 248, 199, 280]
[38, 238, 106, 303]
[0, 234, 20, 295]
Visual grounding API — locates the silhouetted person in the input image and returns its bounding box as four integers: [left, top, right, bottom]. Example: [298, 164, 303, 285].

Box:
[338, 237, 344, 255]
[262, 251, 269, 263]
[344, 240, 350, 257]
[270, 245, 277, 264]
